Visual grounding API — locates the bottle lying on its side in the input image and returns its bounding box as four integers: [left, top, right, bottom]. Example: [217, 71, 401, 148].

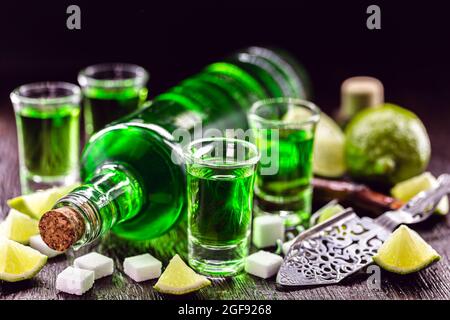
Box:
[38, 47, 311, 251]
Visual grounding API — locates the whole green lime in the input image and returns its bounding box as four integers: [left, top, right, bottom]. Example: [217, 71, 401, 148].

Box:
[345, 104, 431, 185]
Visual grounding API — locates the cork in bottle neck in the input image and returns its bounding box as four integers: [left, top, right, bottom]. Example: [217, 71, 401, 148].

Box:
[39, 207, 85, 252]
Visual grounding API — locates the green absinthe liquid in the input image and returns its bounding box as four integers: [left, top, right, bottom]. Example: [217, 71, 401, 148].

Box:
[256, 129, 314, 215]
[16, 105, 80, 177]
[188, 166, 255, 245]
[83, 86, 147, 136]
[54, 47, 310, 247]
[187, 164, 255, 275]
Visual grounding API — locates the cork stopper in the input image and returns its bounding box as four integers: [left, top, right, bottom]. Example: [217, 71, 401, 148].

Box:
[39, 207, 85, 252]
[339, 76, 384, 122]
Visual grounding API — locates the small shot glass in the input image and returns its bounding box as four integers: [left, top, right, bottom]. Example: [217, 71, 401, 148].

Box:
[10, 82, 81, 193]
[184, 137, 260, 277]
[78, 63, 149, 138]
[248, 97, 320, 227]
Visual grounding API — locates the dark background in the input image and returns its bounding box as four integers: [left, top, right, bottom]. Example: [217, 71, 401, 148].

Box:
[0, 0, 449, 171]
[2, 1, 450, 301]
[1, 1, 450, 112]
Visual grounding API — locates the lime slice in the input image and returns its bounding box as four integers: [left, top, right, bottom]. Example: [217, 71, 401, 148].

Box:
[0, 209, 39, 244]
[310, 201, 345, 226]
[0, 237, 47, 282]
[317, 204, 345, 224]
[391, 172, 449, 215]
[313, 112, 346, 177]
[7, 184, 78, 220]
[283, 108, 346, 177]
[373, 225, 440, 274]
[154, 254, 211, 295]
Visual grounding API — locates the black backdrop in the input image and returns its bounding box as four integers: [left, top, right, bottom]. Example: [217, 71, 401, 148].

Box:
[1, 1, 450, 115]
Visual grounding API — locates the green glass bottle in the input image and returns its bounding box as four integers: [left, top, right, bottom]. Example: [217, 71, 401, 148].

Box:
[38, 47, 310, 251]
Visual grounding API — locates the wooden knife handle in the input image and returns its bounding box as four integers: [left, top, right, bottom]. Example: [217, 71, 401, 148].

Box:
[312, 177, 404, 214]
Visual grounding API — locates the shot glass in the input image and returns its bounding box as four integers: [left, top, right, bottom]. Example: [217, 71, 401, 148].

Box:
[248, 97, 320, 227]
[184, 137, 260, 276]
[10, 82, 81, 193]
[78, 63, 149, 138]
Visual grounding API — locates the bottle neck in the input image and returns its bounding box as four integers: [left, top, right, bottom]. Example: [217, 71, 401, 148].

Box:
[44, 163, 144, 250]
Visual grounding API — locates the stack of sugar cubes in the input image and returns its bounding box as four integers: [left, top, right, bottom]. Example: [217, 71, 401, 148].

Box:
[245, 215, 294, 279]
[56, 252, 163, 295]
[56, 252, 114, 295]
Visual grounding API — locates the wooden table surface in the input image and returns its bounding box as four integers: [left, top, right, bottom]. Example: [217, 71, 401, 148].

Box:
[1, 94, 450, 300]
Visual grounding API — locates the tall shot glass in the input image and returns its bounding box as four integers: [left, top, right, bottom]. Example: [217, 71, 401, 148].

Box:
[78, 63, 149, 138]
[184, 137, 260, 276]
[248, 97, 320, 227]
[10, 82, 81, 193]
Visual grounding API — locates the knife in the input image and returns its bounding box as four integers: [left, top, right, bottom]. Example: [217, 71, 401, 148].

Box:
[277, 174, 450, 288]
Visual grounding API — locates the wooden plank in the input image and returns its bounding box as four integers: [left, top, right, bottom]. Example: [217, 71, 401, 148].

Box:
[1, 99, 450, 300]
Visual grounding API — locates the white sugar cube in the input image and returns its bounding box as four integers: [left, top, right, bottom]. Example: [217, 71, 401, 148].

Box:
[74, 252, 114, 280]
[282, 238, 296, 255]
[245, 251, 284, 279]
[56, 266, 94, 295]
[123, 253, 162, 282]
[252, 215, 285, 248]
[29, 235, 64, 258]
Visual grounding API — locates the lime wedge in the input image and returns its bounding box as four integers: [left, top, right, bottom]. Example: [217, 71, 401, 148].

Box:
[313, 112, 346, 177]
[391, 172, 449, 215]
[310, 201, 345, 226]
[154, 254, 211, 295]
[0, 209, 39, 244]
[7, 184, 78, 220]
[317, 204, 345, 224]
[373, 225, 440, 274]
[0, 237, 47, 282]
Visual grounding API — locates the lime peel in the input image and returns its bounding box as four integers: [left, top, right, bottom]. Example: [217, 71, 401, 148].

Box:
[7, 184, 79, 220]
[283, 109, 346, 178]
[317, 203, 345, 224]
[345, 104, 431, 184]
[0, 209, 39, 244]
[0, 237, 47, 282]
[309, 201, 345, 226]
[391, 172, 449, 215]
[313, 112, 346, 178]
[373, 225, 440, 275]
[154, 254, 211, 295]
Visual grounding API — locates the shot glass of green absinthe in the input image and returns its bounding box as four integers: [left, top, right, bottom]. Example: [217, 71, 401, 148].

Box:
[78, 63, 148, 138]
[184, 137, 260, 277]
[248, 97, 320, 227]
[10, 82, 81, 193]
